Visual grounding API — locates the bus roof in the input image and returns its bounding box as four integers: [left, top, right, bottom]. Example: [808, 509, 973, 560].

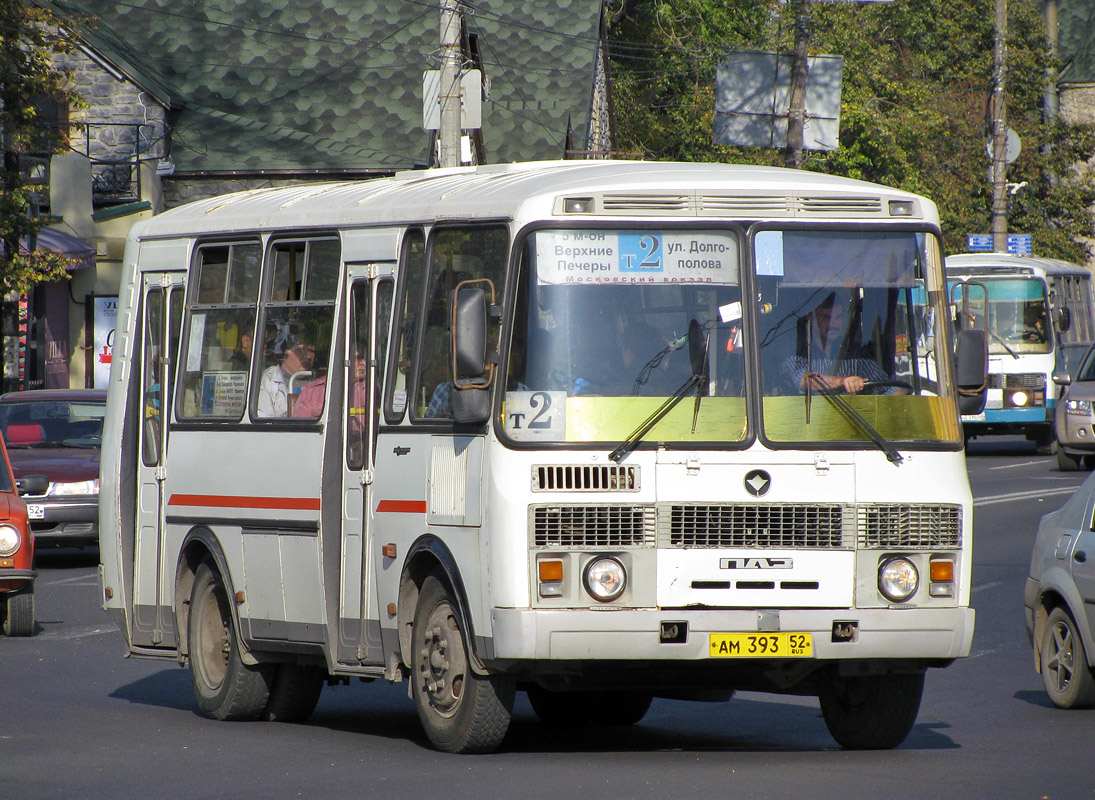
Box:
[130, 160, 937, 241]
[945, 252, 1092, 278]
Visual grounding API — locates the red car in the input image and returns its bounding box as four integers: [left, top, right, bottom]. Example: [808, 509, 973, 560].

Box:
[0, 431, 34, 636]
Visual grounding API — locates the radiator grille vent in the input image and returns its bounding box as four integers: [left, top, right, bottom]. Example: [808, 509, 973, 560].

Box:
[532, 464, 639, 492]
[857, 504, 962, 549]
[986, 372, 1045, 390]
[660, 504, 849, 549]
[531, 505, 656, 548]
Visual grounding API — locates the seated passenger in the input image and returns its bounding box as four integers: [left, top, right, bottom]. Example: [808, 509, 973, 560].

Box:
[257, 333, 315, 417]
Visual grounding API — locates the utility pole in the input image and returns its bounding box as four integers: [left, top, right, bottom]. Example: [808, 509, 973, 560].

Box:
[439, 0, 463, 168]
[783, 0, 811, 169]
[990, 0, 1009, 252]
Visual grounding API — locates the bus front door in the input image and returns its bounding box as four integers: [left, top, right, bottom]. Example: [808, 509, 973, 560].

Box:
[336, 268, 393, 665]
[132, 271, 185, 647]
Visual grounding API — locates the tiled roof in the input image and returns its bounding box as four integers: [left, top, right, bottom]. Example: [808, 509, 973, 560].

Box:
[43, 1, 605, 172]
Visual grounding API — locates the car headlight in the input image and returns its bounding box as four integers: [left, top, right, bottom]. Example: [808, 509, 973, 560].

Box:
[1066, 399, 1093, 416]
[878, 557, 919, 603]
[0, 524, 21, 557]
[49, 479, 100, 496]
[583, 556, 626, 602]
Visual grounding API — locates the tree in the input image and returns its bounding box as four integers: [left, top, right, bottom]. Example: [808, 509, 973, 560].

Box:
[0, 0, 84, 295]
[606, 0, 1095, 262]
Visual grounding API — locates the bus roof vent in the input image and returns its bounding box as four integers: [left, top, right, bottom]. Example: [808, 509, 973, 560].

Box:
[532, 464, 640, 492]
[699, 195, 794, 216]
[797, 195, 883, 215]
[600, 194, 691, 214]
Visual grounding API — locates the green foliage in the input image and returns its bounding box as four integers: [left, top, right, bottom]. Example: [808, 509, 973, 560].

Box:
[0, 0, 84, 292]
[607, 0, 1095, 262]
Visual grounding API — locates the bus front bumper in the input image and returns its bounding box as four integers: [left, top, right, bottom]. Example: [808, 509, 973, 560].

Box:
[489, 606, 975, 662]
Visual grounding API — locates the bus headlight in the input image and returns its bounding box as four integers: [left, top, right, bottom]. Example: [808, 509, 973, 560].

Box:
[878, 557, 918, 603]
[583, 557, 626, 602]
[0, 524, 22, 557]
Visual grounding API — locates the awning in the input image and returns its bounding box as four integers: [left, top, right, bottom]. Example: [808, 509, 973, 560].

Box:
[20, 226, 96, 271]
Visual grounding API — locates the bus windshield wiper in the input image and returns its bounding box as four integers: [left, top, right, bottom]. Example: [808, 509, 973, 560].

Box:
[609, 373, 701, 463]
[611, 319, 709, 463]
[988, 330, 1019, 359]
[804, 374, 904, 465]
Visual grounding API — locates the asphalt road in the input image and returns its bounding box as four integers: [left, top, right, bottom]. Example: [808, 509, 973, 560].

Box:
[3, 437, 1093, 800]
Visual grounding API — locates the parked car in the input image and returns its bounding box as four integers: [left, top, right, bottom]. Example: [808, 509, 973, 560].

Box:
[1025, 472, 1095, 707]
[0, 389, 106, 549]
[0, 430, 34, 636]
[1053, 344, 1095, 471]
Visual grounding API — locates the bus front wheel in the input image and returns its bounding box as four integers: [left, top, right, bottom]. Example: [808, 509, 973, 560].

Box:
[411, 574, 514, 753]
[817, 670, 923, 750]
[188, 562, 272, 720]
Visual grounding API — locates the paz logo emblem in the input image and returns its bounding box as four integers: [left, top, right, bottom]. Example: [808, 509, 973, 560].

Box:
[743, 469, 771, 497]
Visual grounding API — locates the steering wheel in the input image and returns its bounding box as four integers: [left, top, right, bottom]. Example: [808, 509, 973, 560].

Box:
[860, 379, 913, 395]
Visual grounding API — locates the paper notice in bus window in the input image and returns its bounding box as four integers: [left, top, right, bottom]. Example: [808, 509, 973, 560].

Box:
[200, 371, 247, 416]
[187, 313, 206, 372]
[504, 391, 565, 441]
[534, 230, 738, 285]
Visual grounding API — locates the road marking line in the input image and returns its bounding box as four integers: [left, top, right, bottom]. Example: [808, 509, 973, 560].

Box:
[987, 460, 1053, 470]
[974, 486, 1078, 507]
[972, 581, 1003, 592]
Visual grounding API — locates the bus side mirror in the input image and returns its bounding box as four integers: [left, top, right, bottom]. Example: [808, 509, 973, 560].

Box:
[955, 328, 988, 416]
[1058, 306, 1072, 333]
[450, 281, 496, 425]
[453, 286, 488, 380]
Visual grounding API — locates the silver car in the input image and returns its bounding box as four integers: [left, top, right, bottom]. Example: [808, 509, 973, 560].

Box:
[1053, 345, 1095, 471]
[1025, 474, 1095, 707]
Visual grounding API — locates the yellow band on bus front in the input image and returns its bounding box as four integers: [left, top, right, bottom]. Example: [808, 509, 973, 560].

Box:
[709, 632, 814, 658]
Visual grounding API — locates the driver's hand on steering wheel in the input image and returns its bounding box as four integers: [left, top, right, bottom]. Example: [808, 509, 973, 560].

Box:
[840, 375, 866, 394]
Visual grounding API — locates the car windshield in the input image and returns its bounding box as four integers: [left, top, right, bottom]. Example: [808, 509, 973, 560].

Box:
[0, 399, 106, 449]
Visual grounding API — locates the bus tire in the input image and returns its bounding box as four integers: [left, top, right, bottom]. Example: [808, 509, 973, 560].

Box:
[818, 670, 923, 750]
[262, 664, 325, 722]
[2, 584, 34, 637]
[188, 562, 272, 721]
[411, 575, 514, 753]
[1040, 606, 1095, 709]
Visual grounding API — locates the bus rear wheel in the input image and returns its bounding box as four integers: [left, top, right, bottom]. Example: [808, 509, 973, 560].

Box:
[817, 670, 923, 750]
[188, 562, 272, 720]
[411, 575, 514, 753]
[262, 664, 325, 722]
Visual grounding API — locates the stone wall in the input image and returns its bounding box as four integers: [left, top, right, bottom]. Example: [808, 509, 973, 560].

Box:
[53, 48, 168, 201]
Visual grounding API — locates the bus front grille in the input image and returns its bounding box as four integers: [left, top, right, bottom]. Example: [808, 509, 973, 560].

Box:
[531, 505, 656, 548]
[987, 372, 1045, 389]
[660, 504, 850, 549]
[532, 464, 639, 491]
[857, 504, 962, 549]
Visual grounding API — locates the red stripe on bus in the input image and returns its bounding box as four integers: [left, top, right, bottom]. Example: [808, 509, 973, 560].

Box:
[167, 494, 321, 511]
[376, 500, 427, 514]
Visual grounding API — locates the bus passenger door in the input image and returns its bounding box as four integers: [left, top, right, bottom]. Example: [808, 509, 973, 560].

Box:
[133, 272, 185, 647]
[338, 266, 393, 664]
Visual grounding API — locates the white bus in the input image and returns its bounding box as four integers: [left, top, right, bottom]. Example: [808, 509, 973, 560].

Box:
[945, 253, 1095, 449]
[99, 161, 980, 753]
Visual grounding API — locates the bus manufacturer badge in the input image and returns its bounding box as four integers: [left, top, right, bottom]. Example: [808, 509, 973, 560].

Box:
[720, 557, 792, 569]
[744, 469, 771, 497]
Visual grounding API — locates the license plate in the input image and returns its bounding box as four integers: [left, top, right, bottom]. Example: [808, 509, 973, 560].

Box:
[709, 632, 813, 658]
[27, 504, 45, 520]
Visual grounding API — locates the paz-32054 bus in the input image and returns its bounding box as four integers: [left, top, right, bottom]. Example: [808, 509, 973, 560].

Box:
[99, 161, 982, 753]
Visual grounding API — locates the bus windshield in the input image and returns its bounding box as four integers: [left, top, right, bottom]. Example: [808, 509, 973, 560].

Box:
[969, 278, 1051, 356]
[503, 228, 747, 445]
[755, 229, 960, 446]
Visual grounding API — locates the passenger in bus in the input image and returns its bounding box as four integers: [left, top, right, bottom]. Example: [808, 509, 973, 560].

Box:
[782, 292, 891, 395]
[226, 323, 254, 370]
[256, 333, 316, 417]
